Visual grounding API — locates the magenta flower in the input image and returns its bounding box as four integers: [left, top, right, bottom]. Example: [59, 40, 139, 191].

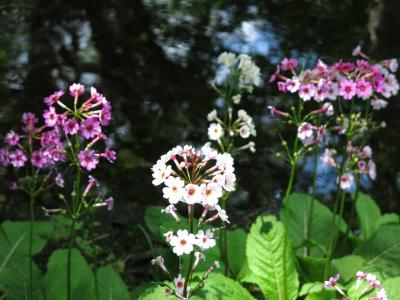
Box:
[0, 149, 10, 167]
[297, 122, 314, 140]
[78, 149, 99, 171]
[63, 118, 79, 135]
[280, 58, 298, 71]
[339, 79, 357, 100]
[101, 147, 116, 163]
[31, 150, 47, 169]
[44, 90, 64, 106]
[22, 113, 38, 132]
[43, 106, 58, 127]
[80, 117, 101, 140]
[4, 130, 20, 146]
[356, 79, 373, 99]
[323, 274, 340, 288]
[9, 149, 28, 168]
[69, 83, 85, 97]
[55, 173, 64, 187]
[99, 100, 112, 126]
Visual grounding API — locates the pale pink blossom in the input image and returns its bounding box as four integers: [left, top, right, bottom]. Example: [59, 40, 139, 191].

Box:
[4, 130, 20, 146]
[63, 118, 79, 135]
[9, 149, 28, 168]
[69, 83, 85, 97]
[78, 149, 99, 171]
[299, 83, 315, 101]
[170, 229, 196, 256]
[339, 79, 357, 100]
[356, 79, 373, 99]
[80, 117, 101, 139]
[338, 173, 354, 190]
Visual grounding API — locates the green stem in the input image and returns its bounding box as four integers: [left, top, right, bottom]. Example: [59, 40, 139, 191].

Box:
[90, 208, 100, 300]
[183, 206, 194, 297]
[28, 192, 35, 300]
[305, 147, 319, 256]
[346, 174, 361, 236]
[67, 217, 76, 300]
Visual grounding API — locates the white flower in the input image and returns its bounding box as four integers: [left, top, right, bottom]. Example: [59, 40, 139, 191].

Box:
[151, 162, 172, 186]
[170, 230, 196, 256]
[201, 183, 222, 207]
[368, 160, 377, 180]
[216, 205, 230, 223]
[162, 177, 185, 204]
[195, 229, 216, 249]
[183, 184, 202, 204]
[377, 288, 388, 300]
[286, 78, 300, 93]
[208, 123, 224, 141]
[164, 230, 174, 242]
[193, 252, 206, 270]
[216, 153, 234, 173]
[389, 58, 398, 72]
[201, 143, 218, 160]
[338, 173, 354, 190]
[207, 109, 218, 122]
[321, 102, 334, 116]
[223, 172, 236, 192]
[161, 205, 181, 222]
[174, 274, 185, 297]
[218, 52, 237, 67]
[239, 125, 251, 138]
[324, 82, 339, 100]
[238, 109, 250, 122]
[238, 54, 261, 87]
[233, 94, 242, 104]
[371, 99, 388, 110]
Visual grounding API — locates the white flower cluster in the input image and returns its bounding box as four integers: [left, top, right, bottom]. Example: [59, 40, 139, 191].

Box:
[151, 144, 235, 256]
[218, 52, 261, 92]
[206, 109, 256, 152]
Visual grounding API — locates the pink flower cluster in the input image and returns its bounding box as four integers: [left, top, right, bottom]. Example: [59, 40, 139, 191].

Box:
[321, 143, 376, 190]
[270, 52, 398, 105]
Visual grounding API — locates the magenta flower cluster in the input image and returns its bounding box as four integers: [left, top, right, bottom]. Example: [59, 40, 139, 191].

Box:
[0, 83, 116, 190]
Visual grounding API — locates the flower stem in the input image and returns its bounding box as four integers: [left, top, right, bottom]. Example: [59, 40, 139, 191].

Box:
[28, 192, 35, 300]
[346, 174, 361, 236]
[183, 206, 194, 297]
[89, 208, 100, 300]
[67, 217, 76, 300]
[219, 196, 229, 276]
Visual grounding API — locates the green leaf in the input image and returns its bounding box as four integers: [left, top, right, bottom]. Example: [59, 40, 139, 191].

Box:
[227, 228, 247, 278]
[136, 283, 169, 300]
[297, 255, 327, 282]
[331, 255, 365, 282]
[246, 214, 299, 300]
[0, 221, 54, 264]
[0, 257, 44, 300]
[355, 193, 381, 240]
[43, 249, 95, 300]
[97, 266, 130, 300]
[282, 193, 347, 257]
[192, 273, 255, 300]
[383, 276, 400, 299]
[354, 224, 400, 279]
[379, 213, 399, 226]
[144, 206, 188, 239]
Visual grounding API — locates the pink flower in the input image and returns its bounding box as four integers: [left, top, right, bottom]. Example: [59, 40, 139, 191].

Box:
[44, 90, 64, 106]
[4, 130, 20, 146]
[297, 122, 314, 140]
[321, 149, 336, 167]
[268, 106, 288, 117]
[285, 78, 300, 93]
[99, 100, 112, 126]
[22, 113, 38, 132]
[78, 150, 99, 171]
[9, 149, 28, 168]
[269, 65, 281, 83]
[80, 117, 101, 139]
[339, 79, 357, 100]
[299, 83, 315, 101]
[324, 82, 339, 100]
[101, 147, 116, 163]
[352, 45, 362, 57]
[320, 103, 334, 116]
[31, 150, 47, 169]
[0, 149, 10, 167]
[63, 118, 79, 135]
[323, 274, 340, 288]
[69, 83, 85, 97]
[277, 81, 287, 92]
[281, 58, 298, 71]
[356, 79, 373, 99]
[43, 106, 59, 127]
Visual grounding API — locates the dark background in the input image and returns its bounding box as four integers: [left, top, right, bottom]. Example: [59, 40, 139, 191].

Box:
[1, 0, 400, 285]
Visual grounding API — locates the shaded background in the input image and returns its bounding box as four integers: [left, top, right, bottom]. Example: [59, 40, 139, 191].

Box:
[1, 0, 400, 286]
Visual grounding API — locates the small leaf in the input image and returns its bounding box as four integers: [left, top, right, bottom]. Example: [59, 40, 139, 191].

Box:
[246, 214, 299, 300]
[355, 193, 381, 240]
[331, 255, 365, 282]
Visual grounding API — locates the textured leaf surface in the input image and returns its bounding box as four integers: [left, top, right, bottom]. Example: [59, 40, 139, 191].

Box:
[227, 228, 247, 278]
[383, 276, 400, 299]
[97, 266, 130, 300]
[43, 249, 95, 300]
[355, 193, 381, 240]
[354, 224, 400, 279]
[282, 193, 347, 257]
[246, 215, 299, 300]
[332, 255, 365, 282]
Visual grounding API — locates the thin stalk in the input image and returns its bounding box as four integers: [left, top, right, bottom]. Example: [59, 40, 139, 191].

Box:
[220, 196, 229, 276]
[346, 174, 361, 236]
[183, 206, 194, 297]
[28, 192, 35, 300]
[67, 217, 76, 300]
[89, 208, 100, 300]
[304, 147, 319, 256]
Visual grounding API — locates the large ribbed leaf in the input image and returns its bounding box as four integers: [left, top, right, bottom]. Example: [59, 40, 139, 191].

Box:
[354, 224, 400, 279]
[355, 193, 381, 240]
[282, 193, 347, 257]
[246, 215, 299, 300]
